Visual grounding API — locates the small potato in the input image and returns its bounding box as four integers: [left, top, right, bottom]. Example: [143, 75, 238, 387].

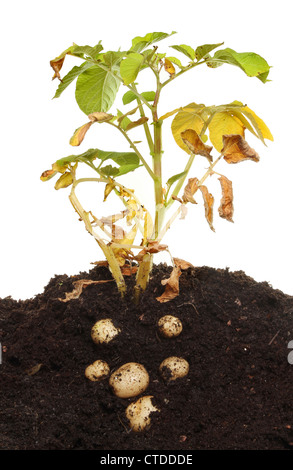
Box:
[91, 318, 121, 344]
[159, 356, 189, 382]
[85, 360, 110, 382]
[126, 395, 159, 432]
[109, 362, 149, 398]
[158, 315, 182, 338]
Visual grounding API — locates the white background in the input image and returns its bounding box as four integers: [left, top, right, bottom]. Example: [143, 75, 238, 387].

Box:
[1, 0, 292, 300]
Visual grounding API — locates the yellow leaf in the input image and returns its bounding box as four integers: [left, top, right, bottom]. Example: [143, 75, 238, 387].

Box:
[181, 129, 213, 162]
[208, 112, 245, 152]
[164, 58, 175, 76]
[143, 209, 154, 243]
[40, 168, 57, 182]
[104, 179, 115, 201]
[221, 134, 259, 163]
[218, 176, 234, 222]
[69, 121, 93, 146]
[243, 106, 274, 142]
[171, 103, 205, 153]
[159, 108, 180, 121]
[54, 172, 73, 190]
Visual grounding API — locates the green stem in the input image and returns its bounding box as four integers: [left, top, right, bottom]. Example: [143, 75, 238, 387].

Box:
[107, 121, 155, 181]
[131, 84, 154, 155]
[161, 60, 206, 89]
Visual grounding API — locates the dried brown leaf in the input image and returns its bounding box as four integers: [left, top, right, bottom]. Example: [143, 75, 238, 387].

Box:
[218, 175, 234, 222]
[135, 240, 168, 262]
[88, 112, 114, 122]
[50, 57, 65, 81]
[173, 258, 194, 269]
[121, 265, 138, 276]
[172, 195, 183, 204]
[199, 186, 215, 232]
[181, 129, 213, 162]
[156, 266, 182, 303]
[221, 134, 260, 163]
[182, 177, 199, 204]
[126, 116, 149, 131]
[59, 279, 113, 302]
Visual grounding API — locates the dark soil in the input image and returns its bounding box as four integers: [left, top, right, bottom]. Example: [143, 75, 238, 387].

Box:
[1, 263, 293, 450]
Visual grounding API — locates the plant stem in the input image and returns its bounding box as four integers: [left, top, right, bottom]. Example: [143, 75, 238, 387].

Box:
[107, 121, 156, 181]
[132, 84, 154, 155]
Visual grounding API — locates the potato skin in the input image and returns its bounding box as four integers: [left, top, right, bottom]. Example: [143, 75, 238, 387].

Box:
[109, 362, 149, 398]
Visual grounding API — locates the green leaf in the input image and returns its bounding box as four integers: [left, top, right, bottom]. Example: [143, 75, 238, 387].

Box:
[194, 42, 224, 61]
[117, 109, 132, 131]
[122, 90, 156, 105]
[120, 53, 144, 85]
[53, 61, 94, 98]
[103, 51, 126, 67]
[210, 48, 271, 82]
[70, 43, 103, 60]
[170, 44, 195, 60]
[75, 65, 120, 114]
[166, 171, 188, 189]
[131, 31, 176, 53]
[55, 149, 141, 177]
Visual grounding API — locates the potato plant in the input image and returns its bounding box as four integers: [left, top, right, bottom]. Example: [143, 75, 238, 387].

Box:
[41, 31, 273, 302]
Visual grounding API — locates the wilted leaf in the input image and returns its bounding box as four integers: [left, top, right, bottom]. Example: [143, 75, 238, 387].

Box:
[199, 185, 215, 231]
[143, 209, 154, 244]
[126, 116, 149, 131]
[59, 279, 113, 302]
[88, 112, 114, 122]
[173, 258, 194, 269]
[221, 134, 260, 163]
[103, 179, 116, 202]
[181, 129, 213, 162]
[182, 177, 199, 204]
[40, 168, 57, 182]
[164, 58, 175, 76]
[54, 172, 73, 190]
[69, 122, 93, 146]
[121, 265, 138, 276]
[218, 176, 234, 222]
[50, 56, 66, 81]
[156, 266, 182, 303]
